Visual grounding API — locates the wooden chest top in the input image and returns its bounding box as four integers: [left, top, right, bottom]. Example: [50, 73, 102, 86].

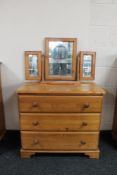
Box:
[17, 82, 106, 96]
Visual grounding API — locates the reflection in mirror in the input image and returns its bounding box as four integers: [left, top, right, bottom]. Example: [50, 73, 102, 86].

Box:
[79, 51, 96, 81]
[83, 55, 92, 77]
[48, 41, 73, 76]
[29, 55, 38, 77]
[25, 51, 42, 80]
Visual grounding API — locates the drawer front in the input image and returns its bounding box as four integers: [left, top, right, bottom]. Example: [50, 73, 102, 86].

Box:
[21, 131, 99, 150]
[20, 113, 101, 131]
[19, 96, 102, 113]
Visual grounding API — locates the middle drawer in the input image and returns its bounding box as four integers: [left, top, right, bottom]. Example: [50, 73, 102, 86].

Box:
[20, 113, 100, 131]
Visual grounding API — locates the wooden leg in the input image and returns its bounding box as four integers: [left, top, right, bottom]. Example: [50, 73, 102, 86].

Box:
[20, 149, 100, 159]
[84, 150, 100, 159]
[20, 149, 35, 159]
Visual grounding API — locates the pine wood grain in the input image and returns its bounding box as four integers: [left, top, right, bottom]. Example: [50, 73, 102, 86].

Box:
[20, 149, 100, 159]
[17, 82, 105, 159]
[21, 131, 99, 150]
[19, 95, 103, 113]
[20, 113, 101, 131]
[17, 82, 106, 95]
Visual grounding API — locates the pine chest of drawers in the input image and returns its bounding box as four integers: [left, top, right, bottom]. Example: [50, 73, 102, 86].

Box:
[17, 82, 105, 159]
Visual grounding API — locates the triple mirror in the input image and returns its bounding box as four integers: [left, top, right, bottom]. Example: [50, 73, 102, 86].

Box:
[24, 38, 96, 81]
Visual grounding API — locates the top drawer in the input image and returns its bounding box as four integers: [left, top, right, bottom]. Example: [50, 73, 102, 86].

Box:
[18, 95, 102, 113]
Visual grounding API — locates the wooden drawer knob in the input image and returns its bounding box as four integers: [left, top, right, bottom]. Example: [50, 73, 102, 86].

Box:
[81, 122, 88, 127]
[32, 121, 39, 126]
[83, 103, 90, 108]
[32, 102, 38, 107]
[33, 139, 39, 145]
[80, 141, 86, 145]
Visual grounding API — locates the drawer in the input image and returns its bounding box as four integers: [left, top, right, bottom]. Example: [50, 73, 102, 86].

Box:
[21, 131, 99, 150]
[20, 113, 101, 131]
[19, 96, 102, 113]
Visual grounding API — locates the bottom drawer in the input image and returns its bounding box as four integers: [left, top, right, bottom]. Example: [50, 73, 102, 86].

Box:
[21, 131, 99, 150]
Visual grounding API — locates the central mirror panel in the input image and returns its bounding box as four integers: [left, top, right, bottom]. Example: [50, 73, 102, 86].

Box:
[45, 38, 77, 81]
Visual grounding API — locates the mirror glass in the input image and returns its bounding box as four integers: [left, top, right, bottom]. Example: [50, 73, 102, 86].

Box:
[83, 55, 92, 77]
[48, 41, 73, 76]
[29, 55, 38, 77]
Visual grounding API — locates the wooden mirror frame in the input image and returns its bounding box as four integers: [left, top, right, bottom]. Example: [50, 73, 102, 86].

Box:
[45, 38, 77, 81]
[79, 51, 96, 80]
[25, 51, 42, 80]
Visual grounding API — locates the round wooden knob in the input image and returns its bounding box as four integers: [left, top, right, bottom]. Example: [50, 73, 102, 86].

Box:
[32, 121, 39, 126]
[32, 102, 38, 107]
[82, 122, 88, 127]
[80, 141, 86, 145]
[33, 139, 39, 145]
[83, 103, 90, 108]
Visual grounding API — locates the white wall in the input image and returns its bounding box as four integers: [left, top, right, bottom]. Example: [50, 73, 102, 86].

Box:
[90, 0, 117, 129]
[0, 0, 117, 130]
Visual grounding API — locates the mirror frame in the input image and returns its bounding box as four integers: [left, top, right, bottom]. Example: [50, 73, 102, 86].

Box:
[45, 38, 77, 81]
[79, 51, 96, 80]
[25, 51, 42, 80]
